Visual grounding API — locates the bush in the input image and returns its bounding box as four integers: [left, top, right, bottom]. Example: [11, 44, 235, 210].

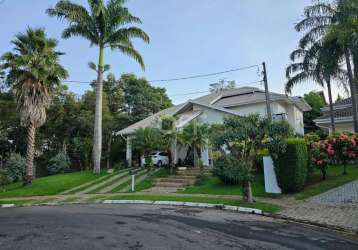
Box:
[305, 133, 321, 177]
[47, 151, 70, 175]
[113, 161, 126, 171]
[0, 169, 11, 186]
[274, 138, 308, 193]
[4, 153, 26, 182]
[212, 156, 253, 185]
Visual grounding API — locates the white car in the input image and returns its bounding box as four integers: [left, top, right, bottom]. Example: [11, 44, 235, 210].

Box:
[141, 151, 169, 167]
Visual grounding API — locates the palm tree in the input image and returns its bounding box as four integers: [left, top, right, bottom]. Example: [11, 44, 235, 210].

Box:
[47, 0, 150, 173]
[160, 116, 178, 173]
[286, 38, 344, 133]
[0, 28, 68, 185]
[179, 121, 209, 167]
[294, 0, 358, 132]
[132, 127, 161, 168]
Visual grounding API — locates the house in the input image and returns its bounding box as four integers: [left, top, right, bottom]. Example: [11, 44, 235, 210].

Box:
[315, 97, 356, 133]
[118, 87, 311, 167]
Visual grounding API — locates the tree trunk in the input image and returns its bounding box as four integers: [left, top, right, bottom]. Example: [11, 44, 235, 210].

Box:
[344, 47, 358, 133]
[242, 181, 253, 203]
[93, 46, 104, 174]
[23, 122, 36, 186]
[343, 164, 347, 175]
[326, 79, 336, 134]
[106, 132, 112, 169]
[321, 167, 326, 181]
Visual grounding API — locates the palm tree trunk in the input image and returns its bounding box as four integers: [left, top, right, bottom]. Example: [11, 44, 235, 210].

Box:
[23, 122, 36, 186]
[326, 79, 336, 134]
[344, 47, 358, 133]
[93, 46, 104, 174]
[106, 132, 112, 169]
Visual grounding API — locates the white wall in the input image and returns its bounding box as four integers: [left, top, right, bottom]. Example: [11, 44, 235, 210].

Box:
[193, 102, 305, 135]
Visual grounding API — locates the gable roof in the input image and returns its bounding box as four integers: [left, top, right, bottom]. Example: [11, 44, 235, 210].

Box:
[117, 86, 311, 135]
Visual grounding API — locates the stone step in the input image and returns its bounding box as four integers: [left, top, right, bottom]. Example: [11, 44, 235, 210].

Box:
[155, 182, 189, 188]
[167, 175, 198, 180]
[156, 178, 196, 185]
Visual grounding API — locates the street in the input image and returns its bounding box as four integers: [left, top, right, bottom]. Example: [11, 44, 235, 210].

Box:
[0, 204, 357, 250]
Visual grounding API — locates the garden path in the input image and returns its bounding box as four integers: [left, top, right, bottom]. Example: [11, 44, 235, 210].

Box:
[308, 180, 358, 206]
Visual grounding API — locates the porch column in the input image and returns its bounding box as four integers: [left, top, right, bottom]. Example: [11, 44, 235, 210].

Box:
[201, 140, 209, 167]
[126, 136, 132, 167]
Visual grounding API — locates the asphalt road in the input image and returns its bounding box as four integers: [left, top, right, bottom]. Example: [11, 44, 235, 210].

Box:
[0, 204, 357, 250]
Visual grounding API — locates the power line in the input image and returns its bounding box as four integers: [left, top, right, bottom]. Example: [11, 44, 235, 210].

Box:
[62, 64, 260, 85]
[149, 65, 260, 83]
[170, 80, 263, 97]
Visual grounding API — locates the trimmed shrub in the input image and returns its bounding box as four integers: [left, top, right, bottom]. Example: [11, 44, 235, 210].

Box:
[274, 138, 308, 193]
[4, 153, 26, 182]
[212, 156, 253, 185]
[47, 151, 70, 175]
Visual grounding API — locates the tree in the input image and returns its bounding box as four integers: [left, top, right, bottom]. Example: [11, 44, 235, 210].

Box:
[47, 0, 150, 173]
[179, 121, 210, 167]
[295, 0, 358, 132]
[132, 127, 161, 167]
[0, 28, 68, 185]
[211, 114, 269, 202]
[303, 91, 326, 133]
[209, 79, 236, 93]
[286, 37, 344, 133]
[121, 73, 172, 121]
[159, 116, 178, 173]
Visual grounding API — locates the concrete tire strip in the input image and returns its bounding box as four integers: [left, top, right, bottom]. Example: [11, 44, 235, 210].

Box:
[97, 168, 148, 194]
[77, 168, 139, 195]
[119, 169, 160, 193]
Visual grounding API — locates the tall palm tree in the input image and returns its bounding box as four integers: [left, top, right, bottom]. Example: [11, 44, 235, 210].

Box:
[47, 0, 150, 173]
[286, 38, 344, 133]
[294, 0, 358, 132]
[0, 28, 68, 185]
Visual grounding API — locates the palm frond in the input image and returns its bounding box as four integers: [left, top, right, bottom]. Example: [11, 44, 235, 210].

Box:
[112, 45, 145, 70]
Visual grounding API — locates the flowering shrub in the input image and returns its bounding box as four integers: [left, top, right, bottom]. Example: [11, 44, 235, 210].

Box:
[310, 141, 330, 180]
[328, 133, 357, 175]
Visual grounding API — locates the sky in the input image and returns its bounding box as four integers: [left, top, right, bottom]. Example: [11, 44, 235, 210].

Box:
[0, 0, 341, 104]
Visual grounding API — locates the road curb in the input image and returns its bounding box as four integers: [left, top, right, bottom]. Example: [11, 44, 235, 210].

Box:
[265, 213, 358, 236]
[102, 200, 263, 215]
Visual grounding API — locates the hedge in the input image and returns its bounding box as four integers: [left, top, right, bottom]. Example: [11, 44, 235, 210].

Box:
[274, 138, 308, 193]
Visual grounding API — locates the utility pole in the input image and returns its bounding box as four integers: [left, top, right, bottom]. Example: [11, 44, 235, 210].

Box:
[262, 62, 272, 121]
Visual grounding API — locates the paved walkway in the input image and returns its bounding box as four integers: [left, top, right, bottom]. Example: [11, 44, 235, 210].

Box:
[309, 180, 358, 206]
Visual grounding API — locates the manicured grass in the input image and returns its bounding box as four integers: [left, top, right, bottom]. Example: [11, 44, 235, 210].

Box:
[295, 165, 358, 200]
[0, 171, 108, 199]
[134, 168, 171, 192]
[103, 194, 280, 213]
[180, 174, 277, 198]
[110, 169, 148, 193]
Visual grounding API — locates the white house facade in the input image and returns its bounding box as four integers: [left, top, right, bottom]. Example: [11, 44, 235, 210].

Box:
[118, 87, 311, 167]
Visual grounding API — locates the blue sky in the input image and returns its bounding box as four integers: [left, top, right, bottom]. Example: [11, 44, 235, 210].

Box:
[0, 0, 338, 104]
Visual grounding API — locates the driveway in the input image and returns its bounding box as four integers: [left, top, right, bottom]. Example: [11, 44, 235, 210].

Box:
[0, 204, 357, 250]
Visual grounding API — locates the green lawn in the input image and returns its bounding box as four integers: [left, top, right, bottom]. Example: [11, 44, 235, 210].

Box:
[102, 194, 280, 213]
[295, 165, 358, 200]
[179, 174, 276, 198]
[0, 171, 108, 198]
